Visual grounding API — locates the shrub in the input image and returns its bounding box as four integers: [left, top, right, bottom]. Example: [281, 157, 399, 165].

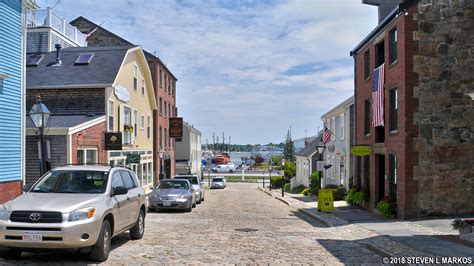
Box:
[284, 183, 291, 192]
[376, 200, 395, 218]
[325, 185, 346, 201]
[451, 219, 472, 231]
[291, 185, 306, 194]
[302, 188, 310, 196]
[309, 172, 320, 195]
[284, 162, 296, 179]
[345, 188, 365, 206]
[271, 176, 283, 188]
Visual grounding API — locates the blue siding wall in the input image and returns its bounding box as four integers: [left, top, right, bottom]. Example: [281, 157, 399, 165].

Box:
[0, 0, 22, 182]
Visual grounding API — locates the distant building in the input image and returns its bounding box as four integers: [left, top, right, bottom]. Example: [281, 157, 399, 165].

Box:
[25, 45, 157, 190]
[321, 96, 354, 190]
[294, 132, 323, 188]
[0, 0, 36, 204]
[174, 122, 202, 176]
[351, 0, 473, 218]
[70, 16, 178, 179]
[294, 135, 317, 153]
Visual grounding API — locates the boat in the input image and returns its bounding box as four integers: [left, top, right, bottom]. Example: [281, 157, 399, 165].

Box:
[213, 154, 231, 165]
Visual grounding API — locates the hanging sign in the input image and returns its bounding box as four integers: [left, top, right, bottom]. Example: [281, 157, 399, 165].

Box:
[105, 133, 122, 150]
[316, 161, 325, 171]
[114, 84, 130, 102]
[351, 146, 371, 157]
[126, 154, 141, 164]
[169, 117, 183, 138]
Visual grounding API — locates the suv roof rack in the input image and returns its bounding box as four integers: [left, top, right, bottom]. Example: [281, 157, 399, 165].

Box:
[58, 163, 131, 170]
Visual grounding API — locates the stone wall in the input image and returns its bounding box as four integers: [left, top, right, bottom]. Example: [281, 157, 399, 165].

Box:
[413, 0, 474, 216]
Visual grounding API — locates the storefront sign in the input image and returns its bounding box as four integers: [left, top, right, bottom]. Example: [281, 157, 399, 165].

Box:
[105, 133, 122, 150]
[317, 189, 334, 212]
[114, 84, 130, 103]
[351, 146, 371, 157]
[316, 161, 325, 171]
[169, 117, 183, 138]
[126, 154, 141, 164]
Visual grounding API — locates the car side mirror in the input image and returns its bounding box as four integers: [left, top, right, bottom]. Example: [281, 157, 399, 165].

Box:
[23, 184, 31, 192]
[112, 186, 128, 196]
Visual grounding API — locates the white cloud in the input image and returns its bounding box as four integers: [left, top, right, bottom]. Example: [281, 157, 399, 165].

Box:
[37, 0, 377, 144]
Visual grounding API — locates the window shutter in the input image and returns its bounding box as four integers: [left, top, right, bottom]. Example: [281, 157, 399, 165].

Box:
[119, 104, 124, 144]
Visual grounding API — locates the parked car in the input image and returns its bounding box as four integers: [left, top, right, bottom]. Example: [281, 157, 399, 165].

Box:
[148, 179, 195, 212]
[0, 165, 147, 262]
[174, 174, 205, 204]
[210, 177, 226, 189]
[212, 163, 236, 173]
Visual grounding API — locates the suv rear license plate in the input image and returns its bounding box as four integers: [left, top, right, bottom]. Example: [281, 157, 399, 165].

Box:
[22, 232, 42, 242]
[163, 201, 171, 207]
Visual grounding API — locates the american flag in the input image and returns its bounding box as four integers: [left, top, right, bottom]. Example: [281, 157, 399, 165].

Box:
[322, 128, 332, 144]
[372, 63, 385, 127]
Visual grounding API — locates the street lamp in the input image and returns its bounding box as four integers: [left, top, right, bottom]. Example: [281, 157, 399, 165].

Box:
[29, 96, 51, 175]
[281, 158, 286, 197]
[159, 148, 165, 181]
[316, 143, 325, 190]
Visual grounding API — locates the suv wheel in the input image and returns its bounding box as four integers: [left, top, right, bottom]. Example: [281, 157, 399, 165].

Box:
[89, 220, 111, 262]
[192, 199, 197, 208]
[0, 248, 22, 260]
[130, 209, 145, 240]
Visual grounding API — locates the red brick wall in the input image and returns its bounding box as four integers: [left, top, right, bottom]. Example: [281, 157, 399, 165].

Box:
[0, 181, 22, 204]
[71, 122, 107, 164]
[354, 3, 419, 218]
[149, 61, 176, 179]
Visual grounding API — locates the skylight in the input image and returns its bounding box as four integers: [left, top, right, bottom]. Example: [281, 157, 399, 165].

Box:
[26, 54, 44, 66]
[75, 53, 94, 65]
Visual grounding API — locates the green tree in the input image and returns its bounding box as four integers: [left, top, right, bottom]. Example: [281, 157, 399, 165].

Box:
[283, 130, 296, 163]
[269, 155, 282, 166]
[284, 161, 296, 179]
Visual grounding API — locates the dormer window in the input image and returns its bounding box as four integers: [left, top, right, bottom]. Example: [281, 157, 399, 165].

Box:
[74, 53, 94, 65]
[26, 54, 44, 66]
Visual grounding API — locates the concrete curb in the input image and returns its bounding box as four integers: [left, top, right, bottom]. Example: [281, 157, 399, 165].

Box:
[364, 243, 396, 258]
[298, 208, 331, 227]
[275, 196, 291, 206]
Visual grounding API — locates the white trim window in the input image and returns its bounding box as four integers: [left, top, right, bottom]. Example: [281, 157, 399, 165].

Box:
[340, 113, 345, 140]
[331, 118, 336, 141]
[140, 115, 145, 129]
[123, 106, 132, 145]
[147, 115, 151, 139]
[133, 64, 138, 92]
[77, 148, 98, 165]
[108, 101, 114, 132]
[141, 78, 145, 96]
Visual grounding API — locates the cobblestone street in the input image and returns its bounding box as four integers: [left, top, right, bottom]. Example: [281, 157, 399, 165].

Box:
[1, 183, 389, 265]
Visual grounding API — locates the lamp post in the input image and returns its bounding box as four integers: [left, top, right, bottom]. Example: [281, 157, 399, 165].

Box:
[316, 144, 326, 190]
[29, 96, 51, 175]
[269, 165, 273, 191]
[281, 158, 286, 197]
[159, 148, 164, 181]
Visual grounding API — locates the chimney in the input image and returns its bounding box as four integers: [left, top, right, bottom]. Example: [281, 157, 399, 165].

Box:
[52, 44, 62, 66]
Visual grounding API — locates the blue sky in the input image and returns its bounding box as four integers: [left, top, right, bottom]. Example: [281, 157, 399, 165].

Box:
[37, 0, 378, 144]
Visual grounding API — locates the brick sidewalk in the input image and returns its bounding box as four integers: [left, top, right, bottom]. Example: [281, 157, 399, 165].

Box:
[259, 187, 474, 259]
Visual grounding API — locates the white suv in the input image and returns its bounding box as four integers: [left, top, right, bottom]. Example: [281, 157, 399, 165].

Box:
[0, 165, 147, 262]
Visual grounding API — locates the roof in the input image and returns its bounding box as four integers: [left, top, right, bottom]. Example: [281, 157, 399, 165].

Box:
[321, 96, 354, 119]
[26, 114, 104, 129]
[70, 16, 177, 81]
[26, 46, 133, 89]
[296, 132, 323, 157]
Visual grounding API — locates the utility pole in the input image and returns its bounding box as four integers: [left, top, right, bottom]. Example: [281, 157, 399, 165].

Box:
[216, 136, 219, 152]
[229, 136, 231, 152]
[222, 132, 225, 152]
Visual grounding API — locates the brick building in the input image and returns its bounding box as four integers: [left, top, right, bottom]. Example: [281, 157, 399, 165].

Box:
[351, 0, 473, 218]
[70, 17, 178, 179]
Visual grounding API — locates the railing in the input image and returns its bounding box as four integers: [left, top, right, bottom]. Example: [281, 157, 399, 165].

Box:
[26, 8, 86, 46]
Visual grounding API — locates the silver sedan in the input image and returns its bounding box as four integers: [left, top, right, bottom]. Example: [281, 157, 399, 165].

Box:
[148, 179, 196, 212]
[210, 177, 226, 189]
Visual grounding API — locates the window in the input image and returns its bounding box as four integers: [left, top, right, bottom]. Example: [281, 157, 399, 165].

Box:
[74, 53, 94, 65]
[147, 115, 151, 139]
[340, 113, 345, 140]
[364, 50, 370, 80]
[389, 88, 398, 131]
[331, 118, 335, 140]
[164, 101, 167, 117]
[108, 101, 114, 131]
[120, 170, 137, 189]
[159, 126, 162, 148]
[172, 81, 175, 96]
[159, 97, 162, 115]
[168, 77, 171, 94]
[141, 79, 145, 96]
[123, 106, 132, 144]
[77, 148, 98, 165]
[364, 99, 370, 135]
[164, 128, 167, 147]
[159, 70, 163, 87]
[164, 75, 167, 91]
[168, 103, 171, 118]
[389, 29, 398, 64]
[140, 115, 145, 129]
[376, 41, 385, 67]
[133, 65, 138, 92]
[26, 54, 44, 66]
[112, 171, 124, 189]
[133, 110, 138, 138]
[172, 105, 175, 117]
